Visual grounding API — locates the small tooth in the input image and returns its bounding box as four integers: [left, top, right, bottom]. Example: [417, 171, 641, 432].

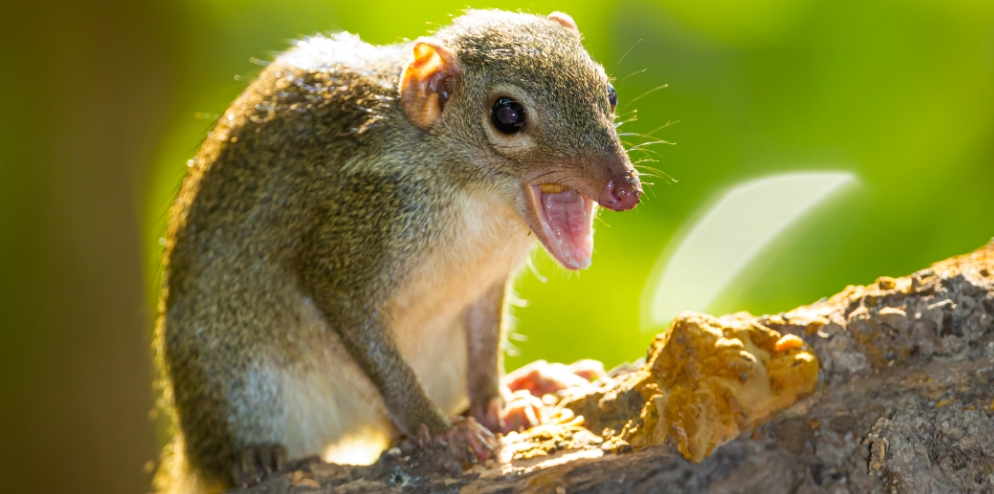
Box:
[540, 183, 567, 194]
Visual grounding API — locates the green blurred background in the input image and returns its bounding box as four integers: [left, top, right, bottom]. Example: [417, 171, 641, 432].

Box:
[2, 0, 992, 492]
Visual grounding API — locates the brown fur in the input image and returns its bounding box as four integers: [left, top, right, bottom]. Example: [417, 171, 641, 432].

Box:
[153, 10, 635, 492]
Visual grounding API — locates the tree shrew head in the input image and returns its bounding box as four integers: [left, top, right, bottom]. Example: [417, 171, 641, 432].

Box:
[400, 10, 642, 270]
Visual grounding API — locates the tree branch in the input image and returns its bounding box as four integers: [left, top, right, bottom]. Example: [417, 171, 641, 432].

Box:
[233, 240, 994, 493]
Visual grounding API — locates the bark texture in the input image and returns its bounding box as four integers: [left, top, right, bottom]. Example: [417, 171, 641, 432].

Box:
[233, 240, 994, 493]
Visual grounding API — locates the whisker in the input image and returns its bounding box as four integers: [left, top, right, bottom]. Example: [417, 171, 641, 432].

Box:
[623, 141, 660, 151]
[643, 120, 680, 136]
[625, 146, 662, 156]
[648, 170, 676, 184]
[617, 68, 648, 87]
[632, 162, 676, 184]
[621, 84, 668, 109]
[618, 130, 676, 141]
[614, 115, 639, 128]
[628, 147, 665, 159]
[613, 108, 638, 121]
[628, 139, 674, 150]
[612, 39, 643, 74]
[633, 164, 663, 174]
[631, 159, 660, 167]
[618, 132, 657, 139]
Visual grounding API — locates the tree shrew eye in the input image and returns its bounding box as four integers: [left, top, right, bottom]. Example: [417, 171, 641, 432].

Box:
[491, 98, 526, 134]
[608, 84, 618, 110]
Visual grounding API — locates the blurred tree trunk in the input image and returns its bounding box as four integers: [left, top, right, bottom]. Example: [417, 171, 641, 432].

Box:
[0, 1, 183, 493]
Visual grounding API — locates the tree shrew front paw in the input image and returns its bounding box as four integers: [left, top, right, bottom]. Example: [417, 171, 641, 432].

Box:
[503, 359, 604, 396]
[418, 417, 498, 466]
[232, 443, 288, 487]
[499, 359, 606, 433]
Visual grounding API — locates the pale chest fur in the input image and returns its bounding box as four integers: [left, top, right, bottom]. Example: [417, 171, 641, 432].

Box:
[389, 191, 535, 409]
[277, 191, 535, 466]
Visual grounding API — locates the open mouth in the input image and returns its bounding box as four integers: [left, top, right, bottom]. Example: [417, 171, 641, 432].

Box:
[526, 183, 596, 270]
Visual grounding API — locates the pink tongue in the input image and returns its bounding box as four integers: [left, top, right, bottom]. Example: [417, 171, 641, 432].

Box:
[540, 188, 594, 270]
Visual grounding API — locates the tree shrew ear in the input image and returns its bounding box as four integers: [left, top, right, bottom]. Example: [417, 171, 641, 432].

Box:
[400, 40, 459, 129]
[547, 12, 579, 33]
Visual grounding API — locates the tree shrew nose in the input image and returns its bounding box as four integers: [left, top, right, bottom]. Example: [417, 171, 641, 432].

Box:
[599, 172, 642, 211]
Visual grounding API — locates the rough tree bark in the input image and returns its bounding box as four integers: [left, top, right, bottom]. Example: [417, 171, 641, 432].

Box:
[234, 241, 994, 493]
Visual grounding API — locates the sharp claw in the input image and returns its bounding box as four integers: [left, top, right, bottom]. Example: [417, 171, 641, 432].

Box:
[258, 449, 274, 474]
[478, 425, 496, 441]
[274, 445, 287, 471]
[417, 423, 432, 449]
[400, 418, 498, 467]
